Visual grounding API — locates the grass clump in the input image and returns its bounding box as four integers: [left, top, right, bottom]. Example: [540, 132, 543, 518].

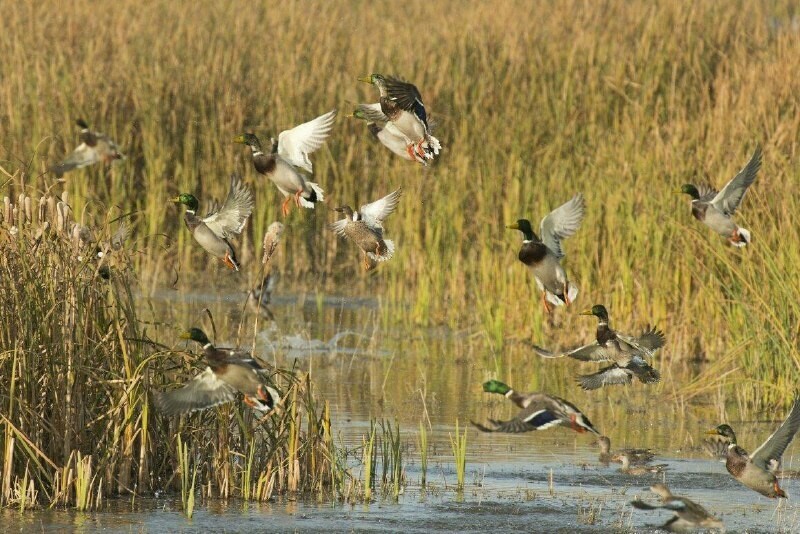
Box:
[0, 0, 798, 404]
[449, 420, 467, 490]
[0, 178, 353, 510]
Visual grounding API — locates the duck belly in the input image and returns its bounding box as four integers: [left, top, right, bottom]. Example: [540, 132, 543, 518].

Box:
[529, 255, 568, 296]
[219, 366, 264, 397]
[392, 111, 427, 142]
[703, 206, 737, 237]
[377, 127, 415, 161]
[271, 159, 310, 197]
[344, 221, 383, 253]
[193, 224, 232, 259]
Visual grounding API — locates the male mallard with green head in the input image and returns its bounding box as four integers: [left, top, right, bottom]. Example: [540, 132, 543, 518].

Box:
[330, 188, 402, 271]
[472, 379, 600, 435]
[51, 119, 125, 177]
[705, 398, 800, 498]
[631, 483, 724, 532]
[348, 103, 427, 165]
[507, 193, 585, 313]
[153, 328, 280, 416]
[171, 174, 254, 271]
[233, 110, 335, 217]
[677, 146, 761, 247]
[357, 74, 440, 162]
[533, 304, 665, 390]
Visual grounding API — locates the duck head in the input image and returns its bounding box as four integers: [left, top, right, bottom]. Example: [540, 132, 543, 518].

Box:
[482, 380, 511, 395]
[580, 304, 609, 323]
[676, 184, 701, 200]
[179, 327, 210, 345]
[507, 219, 538, 241]
[171, 193, 199, 212]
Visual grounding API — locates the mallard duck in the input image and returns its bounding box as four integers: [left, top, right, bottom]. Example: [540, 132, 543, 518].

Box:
[631, 483, 724, 532]
[153, 328, 280, 416]
[472, 379, 600, 435]
[677, 146, 761, 247]
[348, 103, 427, 165]
[330, 188, 402, 271]
[597, 435, 655, 466]
[233, 110, 335, 217]
[533, 304, 664, 390]
[357, 74, 441, 161]
[171, 174, 253, 271]
[507, 193, 585, 313]
[51, 119, 125, 177]
[615, 454, 668, 475]
[705, 398, 800, 498]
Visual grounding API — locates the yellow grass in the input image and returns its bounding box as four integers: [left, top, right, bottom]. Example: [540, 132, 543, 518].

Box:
[1, 0, 799, 484]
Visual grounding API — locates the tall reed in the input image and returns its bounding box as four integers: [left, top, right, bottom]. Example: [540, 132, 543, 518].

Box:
[177, 434, 196, 519]
[418, 421, 429, 487]
[1, 0, 798, 405]
[449, 420, 467, 490]
[0, 180, 353, 508]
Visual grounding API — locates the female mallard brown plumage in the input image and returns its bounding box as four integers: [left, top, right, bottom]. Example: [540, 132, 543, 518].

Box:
[706, 398, 800, 498]
[153, 328, 280, 416]
[615, 454, 668, 475]
[171, 174, 254, 271]
[507, 193, 585, 313]
[597, 435, 655, 466]
[358, 74, 440, 162]
[233, 110, 335, 217]
[677, 146, 761, 247]
[631, 483, 724, 532]
[51, 119, 125, 177]
[472, 379, 600, 435]
[534, 304, 665, 390]
[330, 188, 402, 271]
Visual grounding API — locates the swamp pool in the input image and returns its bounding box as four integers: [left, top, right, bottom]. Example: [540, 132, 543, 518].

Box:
[4, 286, 800, 533]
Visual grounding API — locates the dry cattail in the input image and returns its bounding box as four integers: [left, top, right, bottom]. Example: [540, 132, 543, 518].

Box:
[46, 196, 56, 224]
[24, 195, 32, 225]
[38, 195, 47, 225]
[262, 221, 285, 265]
[57, 201, 70, 233]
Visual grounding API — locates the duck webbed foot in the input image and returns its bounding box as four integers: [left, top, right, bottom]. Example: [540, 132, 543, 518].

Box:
[542, 291, 553, 314]
[222, 251, 237, 271]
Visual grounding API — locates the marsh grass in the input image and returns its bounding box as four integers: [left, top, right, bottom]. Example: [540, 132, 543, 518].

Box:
[177, 434, 196, 519]
[379, 420, 404, 499]
[362, 424, 376, 501]
[1, 0, 798, 406]
[449, 420, 467, 490]
[418, 421, 429, 487]
[0, 180, 355, 508]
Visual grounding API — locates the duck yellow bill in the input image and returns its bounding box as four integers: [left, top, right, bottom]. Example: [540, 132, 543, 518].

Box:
[672, 187, 684, 194]
[506, 223, 520, 230]
[579, 309, 594, 315]
[179, 330, 191, 340]
[232, 134, 245, 143]
[704, 429, 720, 435]
[170, 196, 181, 203]
[357, 75, 373, 83]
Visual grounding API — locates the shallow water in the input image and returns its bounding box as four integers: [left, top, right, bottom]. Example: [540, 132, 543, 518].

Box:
[8, 288, 800, 532]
